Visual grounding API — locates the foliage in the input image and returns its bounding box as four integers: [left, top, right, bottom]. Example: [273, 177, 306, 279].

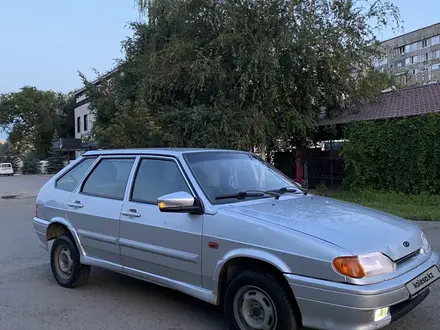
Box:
[21, 152, 40, 175]
[342, 113, 440, 194]
[0, 87, 75, 159]
[319, 189, 440, 221]
[46, 149, 65, 174]
[315, 183, 329, 196]
[54, 93, 76, 140]
[83, 0, 399, 150]
[0, 143, 20, 171]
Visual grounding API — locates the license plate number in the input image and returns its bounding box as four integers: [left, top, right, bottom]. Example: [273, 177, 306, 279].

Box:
[406, 265, 440, 296]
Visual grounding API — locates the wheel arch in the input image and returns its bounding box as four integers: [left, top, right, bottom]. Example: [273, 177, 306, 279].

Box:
[46, 217, 85, 258]
[215, 253, 302, 325]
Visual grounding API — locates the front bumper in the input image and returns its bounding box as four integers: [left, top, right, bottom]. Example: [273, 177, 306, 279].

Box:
[285, 251, 439, 330]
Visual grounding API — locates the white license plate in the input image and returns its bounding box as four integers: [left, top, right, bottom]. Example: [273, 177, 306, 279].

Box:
[405, 265, 440, 296]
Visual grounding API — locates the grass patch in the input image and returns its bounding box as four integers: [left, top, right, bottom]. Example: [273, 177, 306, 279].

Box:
[317, 189, 440, 221]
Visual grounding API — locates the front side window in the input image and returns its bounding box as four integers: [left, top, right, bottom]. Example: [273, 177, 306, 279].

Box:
[81, 158, 135, 200]
[185, 152, 300, 204]
[131, 158, 191, 204]
[56, 158, 96, 192]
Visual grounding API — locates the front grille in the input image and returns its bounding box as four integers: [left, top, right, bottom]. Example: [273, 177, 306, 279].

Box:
[396, 249, 420, 264]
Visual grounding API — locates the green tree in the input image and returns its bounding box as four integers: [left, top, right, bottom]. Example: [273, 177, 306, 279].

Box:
[83, 0, 399, 150]
[21, 152, 40, 175]
[0, 87, 76, 159]
[0, 143, 20, 171]
[54, 93, 76, 139]
[46, 149, 65, 174]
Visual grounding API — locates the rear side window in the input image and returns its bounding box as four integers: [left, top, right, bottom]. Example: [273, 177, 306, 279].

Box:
[56, 158, 96, 192]
[81, 158, 135, 200]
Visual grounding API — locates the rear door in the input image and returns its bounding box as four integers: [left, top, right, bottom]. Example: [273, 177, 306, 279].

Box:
[120, 156, 203, 287]
[44, 157, 98, 223]
[67, 156, 136, 265]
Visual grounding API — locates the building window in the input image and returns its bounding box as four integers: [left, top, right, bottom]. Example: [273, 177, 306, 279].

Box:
[425, 52, 430, 61]
[396, 62, 402, 68]
[405, 58, 411, 66]
[404, 42, 418, 53]
[84, 114, 88, 131]
[422, 39, 430, 48]
[412, 55, 418, 64]
[398, 46, 405, 55]
[432, 64, 440, 71]
[411, 69, 419, 75]
[432, 35, 440, 46]
[432, 50, 440, 59]
[77, 117, 81, 133]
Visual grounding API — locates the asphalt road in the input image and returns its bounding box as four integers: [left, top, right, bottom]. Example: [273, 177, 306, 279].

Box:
[0, 176, 439, 330]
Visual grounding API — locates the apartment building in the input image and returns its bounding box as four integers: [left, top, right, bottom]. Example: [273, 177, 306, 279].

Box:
[73, 69, 116, 158]
[374, 23, 440, 86]
[73, 87, 95, 158]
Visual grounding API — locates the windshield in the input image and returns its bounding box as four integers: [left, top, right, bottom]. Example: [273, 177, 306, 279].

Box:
[184, 151, 300, 204]
[0, 163, 12, 169]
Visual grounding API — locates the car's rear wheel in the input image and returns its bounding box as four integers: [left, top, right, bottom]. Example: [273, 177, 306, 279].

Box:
[50, 234, 90, 288]
[224, 271, 299, 330]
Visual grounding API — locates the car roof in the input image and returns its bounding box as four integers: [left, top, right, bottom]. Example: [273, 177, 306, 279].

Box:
[83, 148, 250, 157]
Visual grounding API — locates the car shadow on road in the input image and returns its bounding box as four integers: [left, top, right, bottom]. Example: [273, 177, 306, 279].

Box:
[77, 267, 228, 329]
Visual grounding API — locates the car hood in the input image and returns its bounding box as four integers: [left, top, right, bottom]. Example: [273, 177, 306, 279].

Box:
[227, 195, 423, 261]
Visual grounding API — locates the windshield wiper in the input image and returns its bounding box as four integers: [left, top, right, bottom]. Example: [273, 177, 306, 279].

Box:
[272, 186, 302, 194]
[215, 190, 280, 201]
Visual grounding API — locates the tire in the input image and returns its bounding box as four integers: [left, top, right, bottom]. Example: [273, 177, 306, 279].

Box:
[224, 271, 299, 330]
[50, 234, 91, 288]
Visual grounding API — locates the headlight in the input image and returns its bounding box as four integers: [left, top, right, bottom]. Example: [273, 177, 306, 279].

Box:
[333, 253, 395, 279]
[421, 232, 431, 254]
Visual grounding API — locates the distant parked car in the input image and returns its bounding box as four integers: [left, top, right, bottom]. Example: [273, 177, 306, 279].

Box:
[0, 163, 14, 176]
[32, 148, 439, 330]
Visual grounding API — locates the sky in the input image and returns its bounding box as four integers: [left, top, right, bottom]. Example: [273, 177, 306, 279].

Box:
[0, 0, 439, 140]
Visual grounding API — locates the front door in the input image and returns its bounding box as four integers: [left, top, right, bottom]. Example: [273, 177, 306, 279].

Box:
[67, 157, 136, 265]
[120, 156, 203, 287]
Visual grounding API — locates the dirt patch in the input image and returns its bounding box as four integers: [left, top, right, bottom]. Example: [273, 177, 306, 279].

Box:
[1, 195, 20, 200]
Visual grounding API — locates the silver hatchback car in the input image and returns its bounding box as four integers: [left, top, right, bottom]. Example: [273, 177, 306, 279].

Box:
[33, 148, 439, 330]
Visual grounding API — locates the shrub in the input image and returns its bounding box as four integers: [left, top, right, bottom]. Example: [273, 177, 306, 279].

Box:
[342, 113, 440, 194]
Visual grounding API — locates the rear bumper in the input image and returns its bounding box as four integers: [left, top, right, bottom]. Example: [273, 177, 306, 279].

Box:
[33, 217, 49, 250]
[285, 251, 439, 330]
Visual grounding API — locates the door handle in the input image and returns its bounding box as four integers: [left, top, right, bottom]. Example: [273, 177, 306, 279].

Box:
[67, 201, 83, 208]
[121, 209, 141, 218]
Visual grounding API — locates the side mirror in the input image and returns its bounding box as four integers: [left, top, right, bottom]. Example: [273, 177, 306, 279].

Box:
[157, 191, 202, 214]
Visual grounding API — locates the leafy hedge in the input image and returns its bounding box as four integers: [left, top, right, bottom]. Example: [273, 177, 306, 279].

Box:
[342, 113, 440, 194]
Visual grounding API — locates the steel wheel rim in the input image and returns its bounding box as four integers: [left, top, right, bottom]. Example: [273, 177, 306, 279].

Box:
[54, 244, 74, 280]
[233, 285, 278, 330]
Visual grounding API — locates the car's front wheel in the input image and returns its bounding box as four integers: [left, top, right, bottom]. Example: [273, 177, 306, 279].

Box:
[50, 234, 91, 288]
[224, 271, 299, 330]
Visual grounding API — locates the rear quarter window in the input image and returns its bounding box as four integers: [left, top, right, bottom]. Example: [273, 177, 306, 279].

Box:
[55, 158, 97, 192]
